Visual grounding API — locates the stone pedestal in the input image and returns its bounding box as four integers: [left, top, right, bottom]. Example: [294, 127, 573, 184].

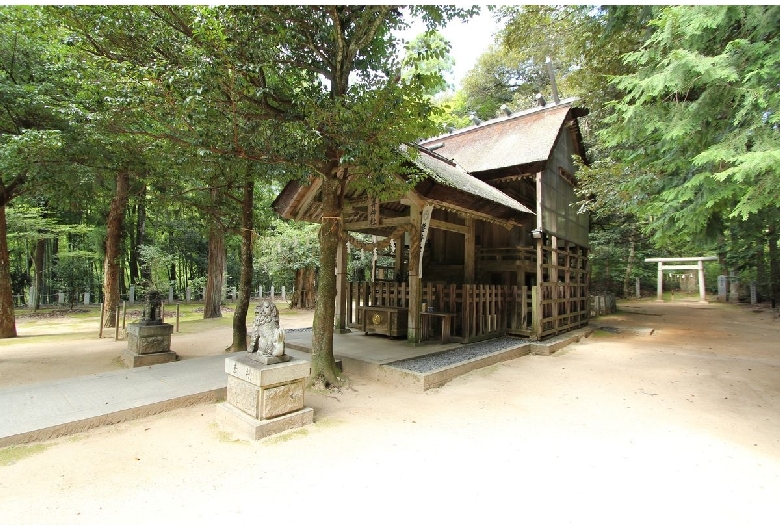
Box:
[216, 356, 313, 440]
[121, 323, 177, 368]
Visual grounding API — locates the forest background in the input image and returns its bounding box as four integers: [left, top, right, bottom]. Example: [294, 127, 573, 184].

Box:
[1, 6, 778, 382]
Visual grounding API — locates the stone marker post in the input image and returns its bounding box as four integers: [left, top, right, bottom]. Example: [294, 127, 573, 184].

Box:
[729, 270, 739, 303]
[58, 291, 65, 305]
[281, 286, 286, 301]
[635, 278, 640, 299]
[129, 285, 135, 304]
[186, 286, 192, 303]
[168, 286, 174, 303]
[84, 291, 90, 305]
[750, 282, 757, 305]
[718, 275, 728, 302]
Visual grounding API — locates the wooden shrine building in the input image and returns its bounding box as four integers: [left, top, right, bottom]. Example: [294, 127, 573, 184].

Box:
[272, 97, 590, 343]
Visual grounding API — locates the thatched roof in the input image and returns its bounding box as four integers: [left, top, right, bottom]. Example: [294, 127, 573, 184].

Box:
[420, 98, 587, 175]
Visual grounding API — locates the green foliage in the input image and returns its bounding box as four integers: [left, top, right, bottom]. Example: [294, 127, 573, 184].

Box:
[596, 6, 780, 244]
[254, 219, 319, 288]
[401, 30, 455, 96]
[53, 252, 96, 307]
[461, 45, 550, 120]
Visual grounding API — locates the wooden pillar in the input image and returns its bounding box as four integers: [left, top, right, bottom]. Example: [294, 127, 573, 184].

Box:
[407, 203, 422, 343]
[334, 235, 350, 333]
[550, 235, 558, 331]
[656, 261, 664, 302]
[371, 235, 377, 282]
[464, 217, 475, 283]
[697, 260, 707, 303]
[534, 235, 544, 338]
[394, 235, 403, 281]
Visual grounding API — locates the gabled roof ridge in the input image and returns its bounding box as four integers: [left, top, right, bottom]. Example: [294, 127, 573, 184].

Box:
[412, 142, 456, 167]
[424, 96, 578, 144]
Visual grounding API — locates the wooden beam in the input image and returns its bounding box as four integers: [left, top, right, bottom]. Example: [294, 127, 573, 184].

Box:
[430, 218, 468, 234]
[645, 257, 717, 262]
[400, 190, 426, 208]
[294, 179, 321, 221]
[343, 216, 411, 231]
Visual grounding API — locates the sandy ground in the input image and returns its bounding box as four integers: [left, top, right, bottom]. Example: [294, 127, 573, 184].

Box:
[1, 300, 779, 527]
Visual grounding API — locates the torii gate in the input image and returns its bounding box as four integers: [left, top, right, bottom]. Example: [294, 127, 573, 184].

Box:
[644, 256, 718, 303]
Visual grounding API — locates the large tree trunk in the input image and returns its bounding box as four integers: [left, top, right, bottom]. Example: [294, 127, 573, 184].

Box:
[310, 171, 343, 386]
[137, 187, 151, 285]
[769, 222, 779, 305]
[203, 223, 225, 319]
[32, 238, 45, 311]
[622, 235, 635, 298]
[0, 202, 18, 338]
[103, 170, 130, 328]
[292, 267, 316, 309]
[227, 179, 254, 352]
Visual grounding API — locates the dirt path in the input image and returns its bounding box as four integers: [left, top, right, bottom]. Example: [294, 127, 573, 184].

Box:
[1, 301, 779, 526]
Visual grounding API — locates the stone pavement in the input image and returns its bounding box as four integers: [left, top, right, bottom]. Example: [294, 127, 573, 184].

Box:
[0, 329, 451, 448]
[0, 354, 241, 448]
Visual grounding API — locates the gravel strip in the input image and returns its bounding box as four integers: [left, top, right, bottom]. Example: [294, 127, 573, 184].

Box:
[388, 337, 528, 373]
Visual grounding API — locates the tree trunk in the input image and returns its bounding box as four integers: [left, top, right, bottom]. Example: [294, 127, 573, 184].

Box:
[622, 235, 635, 299]
[768, 222, 779, 304]
[103, 170, 130, 328]
[203, 223, 225, 319]
[227, 179, 254, 352]
[292, 267, 316, 309]
[0, 202, 18, 338]
[128, 203, 138, 287]
[32, 238, 45, 311]
[310, 172, 343, 386]
[137, 187, 151, 285]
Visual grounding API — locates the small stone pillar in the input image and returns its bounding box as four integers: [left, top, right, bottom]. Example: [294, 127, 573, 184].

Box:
[635, 277, 640, 299]
[186, 286, 192, 302]
[168, 286, 174, 303]
[258, 285, 263, 299]
[121, 290, 177, 368]
[281, 286, 286, 301]
[717, 275, 728, 302]
[729, 270, 739, 303]
[270, 285, 275, 300]
[28, 287, 35, 309]
[216, 356, 312, 440]
[83, 291, 90, 305]
[58, 291, 65, 305]
[129, 285, 135, 304]
[750, 282, 757, 305]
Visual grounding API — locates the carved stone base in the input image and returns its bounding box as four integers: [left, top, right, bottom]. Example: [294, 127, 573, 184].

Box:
[126, 323, 174, 354]
[217, 355, 312, 440]
[121, 350, 178, 368]
[248, 354, 291, 365]
[123, 323, 177, 368]
[216, 403, 314, 441]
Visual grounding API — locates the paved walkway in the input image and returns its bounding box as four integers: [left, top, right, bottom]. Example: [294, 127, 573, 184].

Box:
[0, 329, 463, 448]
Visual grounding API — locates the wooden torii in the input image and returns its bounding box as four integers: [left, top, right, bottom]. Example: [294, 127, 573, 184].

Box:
[644, 257, 718, 303]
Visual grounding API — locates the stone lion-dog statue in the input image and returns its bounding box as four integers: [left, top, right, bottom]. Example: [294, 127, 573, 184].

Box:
[247, 298, 288, 363]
